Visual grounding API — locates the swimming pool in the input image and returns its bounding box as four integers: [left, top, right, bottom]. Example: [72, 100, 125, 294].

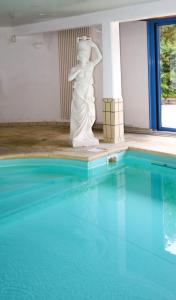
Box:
[0, 150, 176, 300]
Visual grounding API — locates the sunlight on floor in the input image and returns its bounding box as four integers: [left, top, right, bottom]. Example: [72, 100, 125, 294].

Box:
[162, 105, 176, 129]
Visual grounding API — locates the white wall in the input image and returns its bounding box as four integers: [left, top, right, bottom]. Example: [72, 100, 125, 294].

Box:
[91, 21, 150, 128]
[0, 28, 60, 123]
[120, 21, 149, 128]
[0, 22, 150, 128]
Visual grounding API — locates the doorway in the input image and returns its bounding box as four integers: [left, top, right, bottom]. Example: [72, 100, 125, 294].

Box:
[148, 18, 176, 132]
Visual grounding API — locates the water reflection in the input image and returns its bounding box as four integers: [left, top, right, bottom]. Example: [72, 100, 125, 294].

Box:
[163, 177, 176, 255]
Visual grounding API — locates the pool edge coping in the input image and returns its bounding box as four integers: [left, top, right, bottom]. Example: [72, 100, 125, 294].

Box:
[0, 145, 176, 162]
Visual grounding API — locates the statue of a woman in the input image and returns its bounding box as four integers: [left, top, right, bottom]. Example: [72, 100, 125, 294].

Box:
[68, 36, 102, 147]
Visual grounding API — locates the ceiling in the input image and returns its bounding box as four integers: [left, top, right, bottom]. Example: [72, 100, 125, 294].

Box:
[0, 0, 156, 27]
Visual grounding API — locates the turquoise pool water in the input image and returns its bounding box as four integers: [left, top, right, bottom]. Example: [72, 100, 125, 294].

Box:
[0, 151, 176, 300]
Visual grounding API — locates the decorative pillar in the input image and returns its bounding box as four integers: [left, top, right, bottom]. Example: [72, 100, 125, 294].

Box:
[102, 21, 124, 143]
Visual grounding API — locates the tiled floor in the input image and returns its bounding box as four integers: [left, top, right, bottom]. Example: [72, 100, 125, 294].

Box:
[0, 124, 176, 160]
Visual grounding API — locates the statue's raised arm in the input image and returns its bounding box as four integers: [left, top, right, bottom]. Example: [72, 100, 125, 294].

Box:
[88, 40, 103, 66]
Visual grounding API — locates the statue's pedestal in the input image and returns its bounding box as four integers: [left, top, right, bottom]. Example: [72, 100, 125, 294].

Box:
[71, 136, 99, 148]
[103, 98, 124, 143]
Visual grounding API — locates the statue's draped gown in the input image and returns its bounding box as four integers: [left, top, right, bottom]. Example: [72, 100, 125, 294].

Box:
[70, 61, 99, 147]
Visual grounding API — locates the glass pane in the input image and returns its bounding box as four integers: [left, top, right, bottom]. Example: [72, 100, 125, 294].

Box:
[160, 24, 176, 129]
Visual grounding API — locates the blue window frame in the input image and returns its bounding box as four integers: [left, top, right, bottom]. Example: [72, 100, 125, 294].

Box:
[147, 17, 176, 132]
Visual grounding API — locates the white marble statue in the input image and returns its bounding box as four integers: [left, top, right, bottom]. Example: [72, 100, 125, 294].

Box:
[68, 36, 102, 147]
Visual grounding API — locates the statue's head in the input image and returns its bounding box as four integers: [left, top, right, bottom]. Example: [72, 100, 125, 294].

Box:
[77, 36, 91, 64]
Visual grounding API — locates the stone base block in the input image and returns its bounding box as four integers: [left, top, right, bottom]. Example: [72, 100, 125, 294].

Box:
[103, 98, 124, 143]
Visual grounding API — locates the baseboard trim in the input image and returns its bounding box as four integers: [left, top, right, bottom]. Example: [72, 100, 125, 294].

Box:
[125, 126, 176, 136]
[0, 122, 61, 127]
[124, 126, 153, 134]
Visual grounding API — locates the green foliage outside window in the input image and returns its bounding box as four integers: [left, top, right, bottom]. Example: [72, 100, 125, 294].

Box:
[160, 25, 176, 99]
